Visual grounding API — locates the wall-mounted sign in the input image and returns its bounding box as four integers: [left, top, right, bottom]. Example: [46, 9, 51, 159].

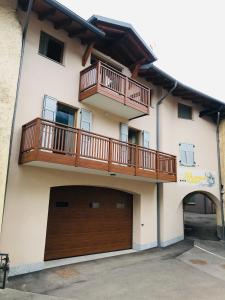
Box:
[178, 169, 216, 187]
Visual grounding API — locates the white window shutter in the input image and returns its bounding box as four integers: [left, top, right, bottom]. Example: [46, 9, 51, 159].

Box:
[42, 96, 57, 121]
[142, 130, 150, 148]
[120, 123, 128, 142]
[186, 144, 195, 166]
[179, 143, 195, 166]
[80, 109, 92, 131]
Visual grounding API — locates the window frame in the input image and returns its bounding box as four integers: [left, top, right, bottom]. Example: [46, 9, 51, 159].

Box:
[178, 103, 193, 120]
[38, 31, 65, 65]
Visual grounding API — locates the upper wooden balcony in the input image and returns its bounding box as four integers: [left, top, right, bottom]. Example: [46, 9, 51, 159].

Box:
[19, 118, 177, 182]
[79, 61, 151, 119]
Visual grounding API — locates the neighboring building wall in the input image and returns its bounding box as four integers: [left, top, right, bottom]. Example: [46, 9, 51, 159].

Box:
[220, 119, 225, 186]
[184, 193, 216, 214]
[0, 0, 22, 234]
[159, 96, 220, 245]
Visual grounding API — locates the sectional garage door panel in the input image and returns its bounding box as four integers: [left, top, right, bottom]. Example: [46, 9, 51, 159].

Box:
[44, 187, 133, 261]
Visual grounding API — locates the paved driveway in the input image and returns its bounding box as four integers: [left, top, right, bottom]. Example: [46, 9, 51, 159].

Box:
[184, 212, 218, 240]
[3, 240, 225, 300]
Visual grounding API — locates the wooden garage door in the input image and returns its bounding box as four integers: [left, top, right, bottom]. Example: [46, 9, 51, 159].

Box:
[44, 186, 133, 260]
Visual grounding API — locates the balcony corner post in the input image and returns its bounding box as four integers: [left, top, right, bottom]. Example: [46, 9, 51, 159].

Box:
[34, 118, 41, 151]
[18, 125, 26, 164]
[124, 77, 128, 105]
[75, 130, 81, 167]
[96, 61, 101, 90]
[174, 157, 177, 182]
[156, 151, 159, 180]
[108, 138, 112, 172]
[135, 145, 139, 176]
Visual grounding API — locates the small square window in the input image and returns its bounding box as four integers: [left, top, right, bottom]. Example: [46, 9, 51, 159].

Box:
[90, 202, 100, 208]
[116, 203, 125, 209]
[178, 103, 192, 120]
[39, 31, 64, 64]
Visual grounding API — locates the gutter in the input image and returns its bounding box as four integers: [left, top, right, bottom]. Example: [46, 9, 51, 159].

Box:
[156, 81, 177, 247]
[1, 0, 34, 231]
[216, 108, 225, 240]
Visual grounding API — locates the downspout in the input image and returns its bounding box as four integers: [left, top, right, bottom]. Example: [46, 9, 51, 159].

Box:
[216, 108, 225, 240]
[1, 0, 34, 231]
[156, 81, 177, 247]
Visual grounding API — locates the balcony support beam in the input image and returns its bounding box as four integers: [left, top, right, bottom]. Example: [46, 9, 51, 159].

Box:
[131, 64, 141, 80]
[82, 42, 95, 66]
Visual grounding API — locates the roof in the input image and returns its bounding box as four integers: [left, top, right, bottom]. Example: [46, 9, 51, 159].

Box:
[88, 15, 157, 68]
[139, 64, 225, 120]
[18, 0, 105, 42]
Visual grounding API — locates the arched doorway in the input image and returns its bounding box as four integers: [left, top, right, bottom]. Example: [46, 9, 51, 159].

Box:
[183, 191, 219, 241]
[44, 186, 133, 260]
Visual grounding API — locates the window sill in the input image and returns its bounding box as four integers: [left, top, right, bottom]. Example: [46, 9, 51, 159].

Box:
[38, 52, 65, 67]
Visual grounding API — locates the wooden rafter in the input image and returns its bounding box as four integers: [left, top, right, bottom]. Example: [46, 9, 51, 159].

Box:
[54, 18, 72, 30]
[68, 28, 87, 38]
[38, 8, 56, 20]
[82, 42, 95, 66]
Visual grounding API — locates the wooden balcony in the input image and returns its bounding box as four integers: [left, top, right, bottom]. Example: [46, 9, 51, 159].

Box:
[79, 61, 151, 119]
[19, 118, 177, 182]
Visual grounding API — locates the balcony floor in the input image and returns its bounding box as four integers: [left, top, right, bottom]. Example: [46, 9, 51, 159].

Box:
[20, 150, 176, 183]
[81, 91, 147, 119]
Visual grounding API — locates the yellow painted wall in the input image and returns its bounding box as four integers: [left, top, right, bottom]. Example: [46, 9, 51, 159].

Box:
[0, 0, 22, 233]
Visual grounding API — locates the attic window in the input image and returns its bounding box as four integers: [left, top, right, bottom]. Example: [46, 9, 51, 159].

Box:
[178, 103, 192, 120]
[39, 31, 64, 64]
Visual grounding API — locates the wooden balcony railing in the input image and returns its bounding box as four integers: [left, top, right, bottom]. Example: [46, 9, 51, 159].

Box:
[79, 62, 151, 116]
[19, 118, 177, 182]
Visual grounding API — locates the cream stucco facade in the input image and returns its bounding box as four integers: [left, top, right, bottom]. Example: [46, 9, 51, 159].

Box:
[0, 0, 22, 233]
[159, 96, 221, 245]
[0, 5, 222, 276]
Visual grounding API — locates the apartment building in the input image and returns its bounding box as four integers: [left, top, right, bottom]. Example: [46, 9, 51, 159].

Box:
[0, 0, 224, 276]
[0, 0, 22, 233]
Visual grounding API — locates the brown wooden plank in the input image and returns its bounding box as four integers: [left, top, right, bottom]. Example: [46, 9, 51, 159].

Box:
[44, 186, 133, 260]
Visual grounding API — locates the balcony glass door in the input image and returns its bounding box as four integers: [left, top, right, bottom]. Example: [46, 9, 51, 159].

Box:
[54, 104, 75, 154]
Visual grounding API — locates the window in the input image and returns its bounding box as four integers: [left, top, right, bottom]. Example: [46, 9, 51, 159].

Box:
[90, 202, 100, 208]
[116, 202, 125, 209]
[80, 109, 92, 131]
[178, 103, 192, 120]
[42, 96, 76, 126]
[128, 127, 141, 145]
[39, 31, 64, 63]
[179, 143, 195, 166]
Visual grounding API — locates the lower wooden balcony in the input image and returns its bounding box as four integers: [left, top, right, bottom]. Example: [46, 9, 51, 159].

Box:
[19, 118, 177, 182]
